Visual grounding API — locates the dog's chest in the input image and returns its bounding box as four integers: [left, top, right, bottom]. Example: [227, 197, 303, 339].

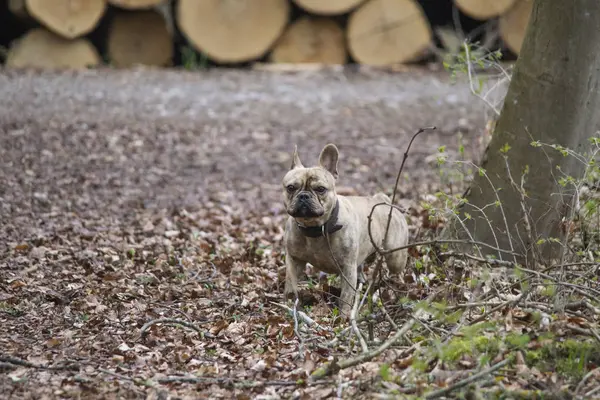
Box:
[288, 235, 350, 274]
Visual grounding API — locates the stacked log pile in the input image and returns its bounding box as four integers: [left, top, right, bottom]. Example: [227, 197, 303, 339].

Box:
[0, 0, 534, 70]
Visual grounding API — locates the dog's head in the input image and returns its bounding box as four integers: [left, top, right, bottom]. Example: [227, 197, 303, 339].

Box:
[282, 144, 339, 226]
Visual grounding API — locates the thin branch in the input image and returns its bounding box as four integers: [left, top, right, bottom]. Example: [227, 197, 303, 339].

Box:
[425, 357, 512, 399]
[384, 126, 436, 240]
[311, 317, 416, 379]
[503, 156, 540, 266]
[438, 251, 515, 267]
[468, 291, 528, 326]
[140, 318, 212, 338]
[568, 324, 600, 344]
[381, 238, 517, 256]
[155, 375, 331, 388]
[586, 383, 600, 398]
[324, 227, 356, 296]
[270, 302, 328, 331]
[351, 282, 369, 353]
[516, 266, 600, 299]
[0, 355, 79, 371]
[98, 368, 141, 383]
[463, 42, 500, 116]
[293, 298, 306, 359]
[312, 289, 441, 379]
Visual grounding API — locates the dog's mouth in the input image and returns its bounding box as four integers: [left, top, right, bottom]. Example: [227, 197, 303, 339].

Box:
[289, 204, 324, 218]
[288, 198, 324, 219]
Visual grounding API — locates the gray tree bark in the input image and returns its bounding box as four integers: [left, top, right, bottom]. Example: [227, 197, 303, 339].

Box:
[448, 0, 600, 265]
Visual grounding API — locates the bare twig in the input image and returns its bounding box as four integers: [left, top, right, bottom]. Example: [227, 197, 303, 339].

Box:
[311, 316, 416, 379]
[270, 302, 327, 331]
[503, 156, 540, 266]
[586, 383, 600, 398]
[0, 362, 18, 371]
[324, 227, 356, 296]
[313, 289, 440, 379]
[425, 357, 512, 399]
[438, 251, 515, 267]
[463, 42, 501, 116]
[156, 375, 329, 388]
[381, 238, 517, 256]
[381, 301, 399, 330]
[0, 355, 79, 371]
[568, 324, 600, 344]
[516, 266, 600, 299]
[140, 318, 212, 338]
[362, 127, 435, 350]
[366, 128, 434, 286]
[384, 126, 436, 239]
[326, 312, 385, 347]
[293, 298, 306, 359]
[468, 291, 528, 326]
[351, 282, 368, 353]
[98, 368, 141, 383]
[575, 368, 599, 396]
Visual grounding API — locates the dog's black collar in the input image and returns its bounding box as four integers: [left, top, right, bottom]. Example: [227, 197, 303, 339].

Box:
[296, 200, 344, 238]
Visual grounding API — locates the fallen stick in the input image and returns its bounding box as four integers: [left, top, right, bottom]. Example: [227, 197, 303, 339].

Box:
[351, 282, 368, 353]
[311, 317, 416, 378]
[270, 301, 327, 331]
[0, 355, 79, 371]
[425, 357, 512, 399]
[140, 318, 213, 338]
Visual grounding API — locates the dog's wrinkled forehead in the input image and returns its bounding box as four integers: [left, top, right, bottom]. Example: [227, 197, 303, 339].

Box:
[283, 167, 333, 188]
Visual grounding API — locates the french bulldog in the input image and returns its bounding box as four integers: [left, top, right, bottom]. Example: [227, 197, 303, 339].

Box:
[282, 143, 409, 316]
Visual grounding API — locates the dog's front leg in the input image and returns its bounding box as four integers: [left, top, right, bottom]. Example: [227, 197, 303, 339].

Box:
[284, 254, 305, 302]
[339, 262, 358, 317]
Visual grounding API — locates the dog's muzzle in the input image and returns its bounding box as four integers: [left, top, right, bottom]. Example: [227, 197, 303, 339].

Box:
[290, 192, 323, 218]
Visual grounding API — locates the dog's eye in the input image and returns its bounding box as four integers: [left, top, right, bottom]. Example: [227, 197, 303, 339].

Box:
[286, 185, 296, 193]
[315, 186, 327, 194]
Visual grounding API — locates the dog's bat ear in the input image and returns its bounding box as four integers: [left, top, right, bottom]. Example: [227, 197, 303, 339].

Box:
[291, 144, 304, 169]
[319, 143, 339, 179]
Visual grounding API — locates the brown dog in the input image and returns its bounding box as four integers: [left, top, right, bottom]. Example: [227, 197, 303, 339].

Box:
[281, 144, 409, 316]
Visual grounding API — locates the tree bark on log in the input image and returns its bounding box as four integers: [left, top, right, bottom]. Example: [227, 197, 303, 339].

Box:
[176, 0, 289, 64]
[6, 28, 101, 69]
[499, 0, 533, 55]
[446, 0, 600, 264]
[270, 17, 347, 65]
[292, 0, 365, 16]
[107, 10, 173, 67]
[346, 0, 432, 66]
[25, 0, 106, 39]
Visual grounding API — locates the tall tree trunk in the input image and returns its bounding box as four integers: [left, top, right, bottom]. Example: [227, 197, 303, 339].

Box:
[447, 0, 600, 265]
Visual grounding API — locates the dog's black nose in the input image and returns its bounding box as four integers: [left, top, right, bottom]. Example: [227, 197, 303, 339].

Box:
[298, 192, 310, 201]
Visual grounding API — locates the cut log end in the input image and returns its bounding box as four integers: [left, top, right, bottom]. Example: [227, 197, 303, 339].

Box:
[454, 0, 517, 20]
[499, 0, 533, 55]
[25, 0, 106, 39]
[177, 0, 289, 64]
[108, 0, 164, 9]
[293, 0, 365, 16]
[347, 0, 432, 66]
[270, 17, 347, 65]
[6, 28, 101, 69]
[108, 10, 173, 68]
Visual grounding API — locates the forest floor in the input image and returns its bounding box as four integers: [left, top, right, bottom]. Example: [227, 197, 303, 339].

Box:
[1, 66, 599, 399]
